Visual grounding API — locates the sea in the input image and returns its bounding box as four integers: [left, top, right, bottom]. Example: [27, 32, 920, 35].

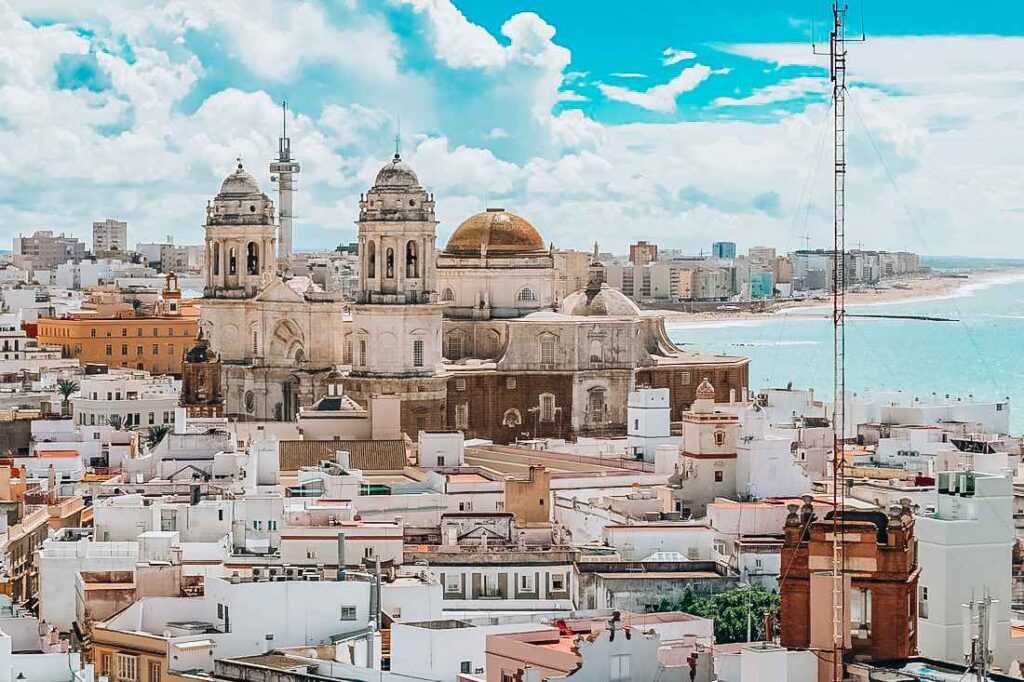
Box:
[666, 270, 1024, 435]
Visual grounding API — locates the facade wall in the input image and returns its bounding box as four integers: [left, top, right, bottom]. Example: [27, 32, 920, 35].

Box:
[636, 364, 748, 419]
[445, 372, 573, 444]
[37, 317, 198, 375]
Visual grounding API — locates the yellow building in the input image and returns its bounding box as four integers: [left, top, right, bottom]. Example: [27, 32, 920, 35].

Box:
[37, 275, 198, 376]
[37, 313, 198, 376]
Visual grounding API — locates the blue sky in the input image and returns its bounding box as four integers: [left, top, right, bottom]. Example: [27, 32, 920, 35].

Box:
[2, 0, 1023, 256]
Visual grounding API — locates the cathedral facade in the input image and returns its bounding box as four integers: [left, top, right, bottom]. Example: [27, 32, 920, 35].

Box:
[198, 163, 346, 421]
[195, 151, 749, 439]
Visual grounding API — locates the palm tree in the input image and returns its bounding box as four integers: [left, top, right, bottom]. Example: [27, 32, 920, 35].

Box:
[56, 378, 80, 417]
[107, 414, 124, 431]
[145, 424, 171, 449]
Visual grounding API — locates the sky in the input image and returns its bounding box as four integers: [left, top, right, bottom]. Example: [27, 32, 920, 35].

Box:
[1, 1, 1023, 257]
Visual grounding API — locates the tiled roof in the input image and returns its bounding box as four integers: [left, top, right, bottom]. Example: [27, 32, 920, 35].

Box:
[279, 440, 408, 472]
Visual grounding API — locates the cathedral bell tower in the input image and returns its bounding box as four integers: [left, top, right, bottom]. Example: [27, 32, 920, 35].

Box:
[203, 161, 277, 299]
[350, 152, 444, 378]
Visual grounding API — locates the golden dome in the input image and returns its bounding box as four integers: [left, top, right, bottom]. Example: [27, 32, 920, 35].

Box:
[444, 208, 545, 255]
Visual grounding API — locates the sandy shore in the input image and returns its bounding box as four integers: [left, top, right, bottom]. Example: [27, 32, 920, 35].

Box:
[658, 268, 1024, 324]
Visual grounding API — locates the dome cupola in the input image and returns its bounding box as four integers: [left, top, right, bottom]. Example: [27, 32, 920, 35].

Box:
[445, 208, 545, 256]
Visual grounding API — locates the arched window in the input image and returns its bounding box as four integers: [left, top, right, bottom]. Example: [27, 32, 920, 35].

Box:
[714, 431, 726, 447]
[445, 333, 464, 360]
[406, 241, 418, 278]
[412, 339, 424, 367]
[502, 408, 523, 428]
[213, 243, 220, 276]
[517, 287, 538, 303]
[589, 339, 603, 363]
[228, 247, 237, 276]
[385, 248, 395, 279]
[367, 241, 376, 279]
[540, 335, 555, 365]
[246, 242, 259, 275]
[441, 288, 455, 303]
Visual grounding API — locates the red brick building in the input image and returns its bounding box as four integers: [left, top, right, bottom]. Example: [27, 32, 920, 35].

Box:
[780, 497, 919, 674]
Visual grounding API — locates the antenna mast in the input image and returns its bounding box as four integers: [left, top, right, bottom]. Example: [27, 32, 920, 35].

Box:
[814, 2, 861, 679]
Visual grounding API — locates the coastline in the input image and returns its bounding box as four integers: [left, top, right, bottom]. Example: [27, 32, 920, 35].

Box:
[658, 267, 1024, 326]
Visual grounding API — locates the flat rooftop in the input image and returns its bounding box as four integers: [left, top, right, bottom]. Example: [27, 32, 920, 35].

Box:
[464, 445, 642, 477]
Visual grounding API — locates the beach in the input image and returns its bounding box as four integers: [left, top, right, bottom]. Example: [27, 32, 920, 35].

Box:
[656, 268, 1024, 324]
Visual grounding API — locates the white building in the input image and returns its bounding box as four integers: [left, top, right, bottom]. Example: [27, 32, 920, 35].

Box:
[37, 531, 139, 632]
[72, 370, 179, 430]
[916, 470, 1024, 670]
[626, 388, 675, 461]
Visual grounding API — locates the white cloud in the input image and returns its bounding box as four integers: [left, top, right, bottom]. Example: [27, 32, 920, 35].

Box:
[399, 0, 507, 69]
[610, 72, 647, 79]
[662, 47, 696, 66]
[713, 77, 824, 107]
[558, 89, 588, 102]
[598, 64, 715, 112]
[485, 127, 509, 140]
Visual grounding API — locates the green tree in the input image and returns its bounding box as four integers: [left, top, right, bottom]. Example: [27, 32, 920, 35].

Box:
[145, 424, 171, 449]
[56, 378, 80, 417]
[107, 414, 124, 431]
[656, 585, 779, 644]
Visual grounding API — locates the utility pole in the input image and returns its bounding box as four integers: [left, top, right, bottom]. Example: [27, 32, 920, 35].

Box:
[813, 3, 863, 680]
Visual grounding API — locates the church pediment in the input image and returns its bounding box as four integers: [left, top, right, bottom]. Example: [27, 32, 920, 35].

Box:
[255, 278, 304, 303]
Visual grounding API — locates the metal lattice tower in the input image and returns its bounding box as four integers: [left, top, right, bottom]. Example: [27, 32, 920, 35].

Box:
[814, 2, 854, 679]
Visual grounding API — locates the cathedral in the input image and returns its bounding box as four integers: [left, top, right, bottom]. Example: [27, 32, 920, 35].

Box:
[190, 147, 749, 440]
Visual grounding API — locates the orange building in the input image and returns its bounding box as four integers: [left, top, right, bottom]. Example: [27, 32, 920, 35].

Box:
[36, 274, 198, 376]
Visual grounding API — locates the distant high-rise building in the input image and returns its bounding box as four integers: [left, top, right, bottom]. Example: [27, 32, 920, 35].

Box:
[712, 241, 736, 259]
[629, 240, 658, 267]
[748, 245, 776, 266]
[92, 219, 128, 255]
[12, 230, 86, 271]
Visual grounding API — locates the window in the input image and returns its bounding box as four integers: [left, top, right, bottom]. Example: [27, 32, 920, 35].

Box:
[481, 573, 500, 598]
[455, 403, 469, 430]
[540, 335, 555, 364]
[441, 287, 455, 302]
[506, 377, 516, 390]
[105, 344, 112, 356]
[520, 573, 535, 592]
[550, 574, 565, 592]
[516, 287, 537, 303]
[460, 662, 471, 674]
[213, 242, 220, 276]
[148, 661, 161, 682]
[364, 547, 374, 559]
[359, 339, 367, 366]
[168, 344, 175, 357]
[152, 328, 158, 337]
[228, 247, 237, 275]
[610, 654, 631, 682]
[850, 588, 872, 636]
[714, 470, 724, 483]
[101, 655, 113, 678]
[919, 586, 929, 619]
[539, 394, 556, 422]
[445, 574, 461, 593]
[121, 344, 128, 355]
[251, 329, 259, 355]
[169, 328, 174, 336]
[217, 509, 224, 521]
[246, 242, 260, 275]
[90, 328, 96, 338]
[412, 339, 424, 367]
[456, 378, 466, 391]
[588, 389, 606, 424]
[714, 431, 726, 446]
[152, 344, 159, 355]
[136, 345, 143, 355]
[121, 328, 127, 337]
[445, 333, 463, 359]
[385, 247, 394, 278]
[589, 338, 603, 363]
[366, 241, 376, 279]
[436, 456, 445, 467]
[116, 654, 138, 682]
[459, 501, 472, 512]
[148, 412, 155, 425]
[406, 240, 418, 278]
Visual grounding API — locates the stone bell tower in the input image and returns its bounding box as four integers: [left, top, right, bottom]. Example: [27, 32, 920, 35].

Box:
[203, 160, 277, 299]
[345, 152, 448, 434]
